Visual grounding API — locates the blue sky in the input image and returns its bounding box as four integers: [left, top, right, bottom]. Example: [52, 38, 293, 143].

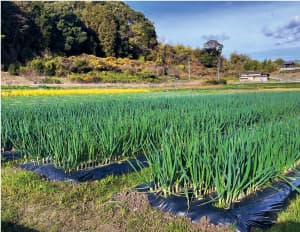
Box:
[127, 1, 300, 60]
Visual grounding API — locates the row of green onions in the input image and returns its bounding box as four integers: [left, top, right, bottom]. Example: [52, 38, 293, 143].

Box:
[137, 118, 299, 208]
[1, 92, 299, 208]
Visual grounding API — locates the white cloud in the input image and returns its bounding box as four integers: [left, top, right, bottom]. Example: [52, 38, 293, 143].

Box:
[263, 16, 300, 45]
[202, 33, 230, 42]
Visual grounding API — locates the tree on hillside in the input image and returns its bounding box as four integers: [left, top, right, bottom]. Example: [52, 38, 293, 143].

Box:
[274, 58, 284, 67]
[193, 48, 215, 68]
[230, 53, 249, 66]
[1, 2, 41, 67]
[33, 3, 92, 55]
[14, 2, 98, 56]
[3, 1, 157, 64]
[204, 40, 223, 80]
[77, 2, 157, 59]
[243, 59, 261, 71]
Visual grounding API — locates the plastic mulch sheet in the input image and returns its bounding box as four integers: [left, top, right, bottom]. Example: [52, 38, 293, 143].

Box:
[136, 171, 300, 232]
[19, 156, 147, 182]
[1, 152, 22, 162]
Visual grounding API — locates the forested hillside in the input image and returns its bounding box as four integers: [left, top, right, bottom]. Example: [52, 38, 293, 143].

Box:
[1, 1, 157, 65]
[1, 1, 291, 82]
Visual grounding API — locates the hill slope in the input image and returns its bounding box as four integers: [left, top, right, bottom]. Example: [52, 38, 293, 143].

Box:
[1, 1, 157, 66]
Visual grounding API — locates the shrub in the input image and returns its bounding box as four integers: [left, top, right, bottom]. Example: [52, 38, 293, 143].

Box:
[8, 63, 20, 76]
[44, 60, 57, 76]
[42, 77, 63, 84]
[55, 66, 68, 77]
[70, 59, 92, 73]
[30, 58, 44, 74]
[68, 72, 102, 83]
[177, 64, 185, 71]
[138, 55, 146, 63]
[52, 57, 68, 77]
[205, 79, 227, 85]
[19, 66, 31, 76]
[137, 71, 157, 79]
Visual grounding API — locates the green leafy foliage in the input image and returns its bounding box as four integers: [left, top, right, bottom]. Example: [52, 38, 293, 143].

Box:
[193, 48, 216, 68]
[76, 2, 157, 58]
[1, 1, 293, 82]
[30, 57, 44, 74]
[2, 92, 299, 208]
[42, 77, 63, 84]
[1, 1, 157, 65]
[22, 54, 160, 82]
[1, 2, 41, 65]
[229, 53, 277, 75]
[43, 60, 57, 76]
[8, 63, 20, 76]
[2, 1, 286, 79]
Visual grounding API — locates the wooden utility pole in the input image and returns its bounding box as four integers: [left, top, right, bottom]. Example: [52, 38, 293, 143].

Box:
[217, 56, 221, 81]
[188, 58, 191, 80]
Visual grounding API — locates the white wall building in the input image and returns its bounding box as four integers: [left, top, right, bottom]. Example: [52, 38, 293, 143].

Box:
[240, 72, 269, 82]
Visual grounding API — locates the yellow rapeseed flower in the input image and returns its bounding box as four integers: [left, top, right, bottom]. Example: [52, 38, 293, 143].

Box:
[1, 88, 150, 97]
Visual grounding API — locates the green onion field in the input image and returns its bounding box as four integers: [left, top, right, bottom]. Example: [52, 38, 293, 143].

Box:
[2, 91, 299, 209]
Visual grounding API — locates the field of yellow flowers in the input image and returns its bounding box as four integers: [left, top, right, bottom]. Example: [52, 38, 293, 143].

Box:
[1, 88, 150, 97]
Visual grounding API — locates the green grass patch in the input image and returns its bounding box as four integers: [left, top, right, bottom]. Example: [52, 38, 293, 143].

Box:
[2, 165, 299, 231]
[1, 166, 206, 232]
[254, 195, 300, 232]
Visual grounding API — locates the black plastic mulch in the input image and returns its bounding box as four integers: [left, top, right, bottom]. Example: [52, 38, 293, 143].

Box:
[1, 152, 22, 162]
[19, 156, 147, 182]
[136, 171, 300, 232]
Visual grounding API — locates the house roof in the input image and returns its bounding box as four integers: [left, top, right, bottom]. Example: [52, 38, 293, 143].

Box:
[240, 72, 269, 77]
[241, 71, 262, 75]
[284, 61, 294, 65]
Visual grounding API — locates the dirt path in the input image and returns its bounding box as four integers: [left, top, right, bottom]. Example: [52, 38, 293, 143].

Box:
[1, 71, 209, 88]
[2, 71, 300, 90]
[270, 72, 300, 82]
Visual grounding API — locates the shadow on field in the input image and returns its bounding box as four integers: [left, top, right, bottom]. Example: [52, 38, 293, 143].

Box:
[1, 221, 39, 232]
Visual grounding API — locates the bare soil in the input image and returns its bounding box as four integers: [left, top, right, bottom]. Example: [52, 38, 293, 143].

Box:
[1, 71, 210, 88]
[270, 72, 300, 82]
[1, 72, 38, 86]
[3, 71, 300, 91]
[113, 190, 233, 232]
